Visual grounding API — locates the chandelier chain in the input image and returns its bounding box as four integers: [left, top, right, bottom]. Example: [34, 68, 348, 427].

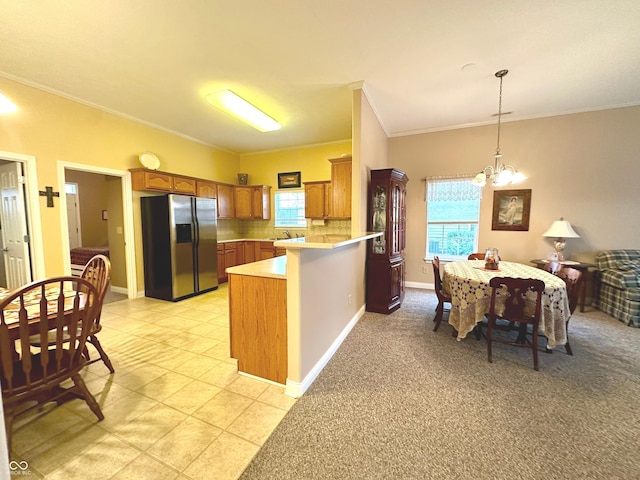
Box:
[495, 72, 504, 156]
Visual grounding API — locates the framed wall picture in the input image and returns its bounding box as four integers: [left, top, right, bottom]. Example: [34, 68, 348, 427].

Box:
[491, 189, 532, 231]
[278, 171, 301, 188]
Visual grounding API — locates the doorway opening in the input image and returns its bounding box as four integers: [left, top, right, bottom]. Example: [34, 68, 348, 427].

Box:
[58, 162, 136, 300]
[0, 151, 44, 289]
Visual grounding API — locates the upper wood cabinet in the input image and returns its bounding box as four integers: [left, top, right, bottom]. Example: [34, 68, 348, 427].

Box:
[131, 168, 196, 195]
[172, 175, 197, 195]
[217, 183, 235, 218]
[234, 187, 253, 219]
[329, 156, 352, 219]
[251, 186, 271, 220]
[196, 180, 217, 199]
[131, 168, 272, 220]
[235, 185, 271, 219]
[131, 169, 172, 193]
[304, 181, 331, 219]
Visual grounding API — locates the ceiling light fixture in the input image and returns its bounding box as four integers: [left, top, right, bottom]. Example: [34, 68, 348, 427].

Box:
[205, 89, 281, 132]
[472, 70, 526, 187]
[0, 93, 18, 114]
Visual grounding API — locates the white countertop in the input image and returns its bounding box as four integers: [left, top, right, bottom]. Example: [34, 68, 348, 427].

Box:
[225, 256, 286, 279]
[273, 232, 382, 250]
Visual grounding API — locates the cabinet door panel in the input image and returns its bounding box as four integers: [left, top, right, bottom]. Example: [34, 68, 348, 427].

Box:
[217, 184, 235, 218]
[197, 181, 217, 199]
[172, 176, 196, 195]
[234, 187, 252, 218]
[217, 245, 226, 283]
[304, 182, 328, 218]
[329, 157, 352, 218]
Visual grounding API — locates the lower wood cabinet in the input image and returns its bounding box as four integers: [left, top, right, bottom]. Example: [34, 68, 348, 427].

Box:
[366, 257, 405, 314]
[217, 240, 278, 283]
[259, 241, 276, 260]
[229, 273, 287, 384]
[217, 244, 225, 283]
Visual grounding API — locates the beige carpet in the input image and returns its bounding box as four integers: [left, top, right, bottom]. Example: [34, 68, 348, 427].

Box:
[240, 288, 640, 479]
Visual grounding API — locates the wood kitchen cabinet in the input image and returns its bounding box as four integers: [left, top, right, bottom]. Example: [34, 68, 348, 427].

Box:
[229, 273, 287, 384]
[235, 186, 271, 219]
[224, 243, 239, 270]
[244, 241, 256, 263]
[171, 175, 197, 195]
[216, 183, 235, 218]
[366, 168, 408, 314]
[329, 156, 352, 219]
[259, 241, 276, 260]
[252, 186, 271, 219]
[131, 168, 196, 195]
[236, 241, 246, 265]
[303, 156, 351, 219]
[217, 244, 226, 283]
[196, 180, 217, 199]
[304, 181, 331, 219]
[234, 187, 253, 218]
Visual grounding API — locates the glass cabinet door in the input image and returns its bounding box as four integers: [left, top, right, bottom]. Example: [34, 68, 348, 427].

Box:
[371, 184, 387, 254]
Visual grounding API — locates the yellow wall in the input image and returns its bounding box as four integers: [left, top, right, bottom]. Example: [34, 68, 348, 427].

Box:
[239, 141, 352, 186]
[0, 77, 239, 290]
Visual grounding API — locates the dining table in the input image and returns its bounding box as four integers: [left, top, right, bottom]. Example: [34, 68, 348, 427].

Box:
[442, 260, 571, 348]
[0, 281, 90, 357]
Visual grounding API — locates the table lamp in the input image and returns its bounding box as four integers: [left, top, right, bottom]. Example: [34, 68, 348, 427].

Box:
[542, 217, 580, 261]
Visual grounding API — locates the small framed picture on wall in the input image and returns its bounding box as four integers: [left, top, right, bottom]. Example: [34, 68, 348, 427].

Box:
[277, 171, 301, 188]
[491, 189, 532, 231]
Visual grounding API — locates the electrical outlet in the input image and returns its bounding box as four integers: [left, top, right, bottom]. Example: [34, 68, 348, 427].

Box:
[348, 294, 352, 305]
[422, 265, 429, 274]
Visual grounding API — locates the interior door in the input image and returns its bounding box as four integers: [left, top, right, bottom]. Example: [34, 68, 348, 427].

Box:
[0, 162, 32, 288]
[65, 183, 82, 249]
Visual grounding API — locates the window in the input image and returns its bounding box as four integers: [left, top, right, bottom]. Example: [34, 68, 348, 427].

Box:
[426, 177, 481, 260]
[274, 190, 306, 228]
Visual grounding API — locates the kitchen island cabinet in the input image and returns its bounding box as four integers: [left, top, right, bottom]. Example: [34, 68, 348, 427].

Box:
[227, 257, 287, 384]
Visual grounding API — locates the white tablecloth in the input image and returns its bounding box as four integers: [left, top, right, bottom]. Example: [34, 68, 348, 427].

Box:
[442, 260, 570, 348]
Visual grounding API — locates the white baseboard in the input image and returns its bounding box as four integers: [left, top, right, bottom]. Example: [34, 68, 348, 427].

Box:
[285, 304, 365, 398]
[406, 281, 432, 290]
[110, 285, 128, 295]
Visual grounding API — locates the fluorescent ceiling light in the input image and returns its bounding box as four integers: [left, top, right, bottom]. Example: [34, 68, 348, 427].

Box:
[0, 93, 18, 114]
[205, 89, 281, 132]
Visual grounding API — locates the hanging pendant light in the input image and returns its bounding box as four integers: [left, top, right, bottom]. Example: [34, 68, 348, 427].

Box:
[472, 69, 526, 187]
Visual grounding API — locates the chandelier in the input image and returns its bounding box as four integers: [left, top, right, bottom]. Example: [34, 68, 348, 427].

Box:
[472, 69, 526, 187]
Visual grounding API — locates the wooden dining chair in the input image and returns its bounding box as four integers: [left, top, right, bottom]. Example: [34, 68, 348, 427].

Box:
[540, 265, 582, 355]
[431, 256, 452, 332]
[486, 277, 545, 371]
[79, 255, 114, 372]
[29, 254, 114, 373]
[1, 277, 105, 454]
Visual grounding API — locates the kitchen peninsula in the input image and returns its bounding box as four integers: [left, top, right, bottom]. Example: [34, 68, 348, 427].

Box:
[226, 232, 382, 397]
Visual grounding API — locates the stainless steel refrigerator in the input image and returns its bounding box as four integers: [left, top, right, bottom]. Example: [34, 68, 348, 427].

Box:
[141, 194, 218, 301]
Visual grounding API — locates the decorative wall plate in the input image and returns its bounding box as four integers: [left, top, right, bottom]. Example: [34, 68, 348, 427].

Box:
[139, 152, 160, 170]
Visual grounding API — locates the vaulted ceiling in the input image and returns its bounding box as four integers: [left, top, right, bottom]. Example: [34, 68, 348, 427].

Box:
[2, 1, 639, 154]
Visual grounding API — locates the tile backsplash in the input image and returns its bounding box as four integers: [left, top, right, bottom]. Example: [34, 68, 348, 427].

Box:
[217, 218, 352, 241]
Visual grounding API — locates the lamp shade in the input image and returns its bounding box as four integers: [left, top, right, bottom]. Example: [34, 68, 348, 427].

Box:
[542, 218, 580, 238]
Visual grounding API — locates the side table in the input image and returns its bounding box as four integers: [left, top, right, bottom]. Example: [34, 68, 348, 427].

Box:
[530, 259, 595, 312]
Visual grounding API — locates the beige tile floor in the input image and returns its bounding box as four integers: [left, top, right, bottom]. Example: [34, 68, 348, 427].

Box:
[8, 283, 296, 479]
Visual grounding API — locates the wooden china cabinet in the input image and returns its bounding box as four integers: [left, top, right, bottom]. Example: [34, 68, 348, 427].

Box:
[366, 168, 408, 314]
